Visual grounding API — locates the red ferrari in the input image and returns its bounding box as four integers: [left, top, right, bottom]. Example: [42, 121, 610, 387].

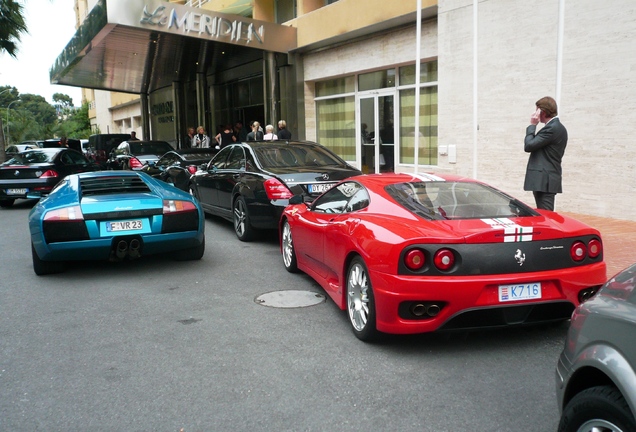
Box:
[279, 173, 607, 341]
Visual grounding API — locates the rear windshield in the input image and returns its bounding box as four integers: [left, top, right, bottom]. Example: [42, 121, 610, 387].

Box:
[6, 151, 54, 164]
[386, 181, 538, 220]
[183, 152, 215, 161]
[130, 142, 173, 155]
[255, 145, 344, 169]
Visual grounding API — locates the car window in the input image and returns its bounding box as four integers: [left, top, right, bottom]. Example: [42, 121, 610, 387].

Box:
[183, 152, 215, 161]
[11, 150, 54, 164]
[386, 181, 538, 220]
[115, 143, 129, 155]
[226, 146, 245, 170]
[209, 146, 232, 170]
[130, 142, 173, 155]
[60, 152, 75, 165]
[158, 153, 178, 167]
[7, 146, 17, 153]
[312, 182, 366, 214]
[65, 150, 89, 165]
[255, 145, 346, 169]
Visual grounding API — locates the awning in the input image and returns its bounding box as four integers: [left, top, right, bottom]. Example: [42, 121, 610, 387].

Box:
[50, 0, 297, 94]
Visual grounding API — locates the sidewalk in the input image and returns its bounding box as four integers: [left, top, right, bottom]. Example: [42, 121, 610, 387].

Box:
[562, 212, 636, 279]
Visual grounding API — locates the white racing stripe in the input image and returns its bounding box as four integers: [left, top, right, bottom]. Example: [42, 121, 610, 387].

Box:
[402, 172, 446, 182]
[481, 218, 534, 242]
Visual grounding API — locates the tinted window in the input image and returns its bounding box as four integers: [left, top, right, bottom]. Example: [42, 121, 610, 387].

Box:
[158, 153, 179, 167]
[10, 151, 55, 164]
[312, 182, 367, 214]
[210, 146, 232, 170]
[226, 147, 245, 170]
[130, 142, 173, 155]
[386, 181, 537, 220]
[255, 145, 345, 169]
[183, 152, 215, 161]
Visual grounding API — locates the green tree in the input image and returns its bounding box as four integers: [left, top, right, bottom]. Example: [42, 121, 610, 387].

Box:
[0, 0, 28, 162]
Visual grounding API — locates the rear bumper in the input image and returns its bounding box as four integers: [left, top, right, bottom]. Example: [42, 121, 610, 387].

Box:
[368, 262, 606, 334]
[33, 230, 204, 262]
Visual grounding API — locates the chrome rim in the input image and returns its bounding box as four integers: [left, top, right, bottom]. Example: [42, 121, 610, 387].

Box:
[234, 199, 247, 237]
[577, 419, 625, 432]
[347, 262, 370, 332]
[282, 222, 293, 268]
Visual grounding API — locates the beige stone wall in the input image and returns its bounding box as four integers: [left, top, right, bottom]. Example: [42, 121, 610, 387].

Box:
[439, 0, 636, 220]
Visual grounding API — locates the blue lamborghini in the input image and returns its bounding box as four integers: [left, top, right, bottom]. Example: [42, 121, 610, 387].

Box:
[28, 171, 206, 275]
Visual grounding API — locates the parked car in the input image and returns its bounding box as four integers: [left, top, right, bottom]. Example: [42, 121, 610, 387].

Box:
[5, 144, 39, 157]
[108, 140, 174, 170]
[189, 141, 362, 241]
[0, 148, 99, 208]
[28, 171, 206, 275]
[280, 173, 607, 341]
[18, 140, 45, 148]
[86, 133, 132, 168]
[42, 138, 82, 153]
[141, 148, 218, 192]
[556, 262, 636, 432]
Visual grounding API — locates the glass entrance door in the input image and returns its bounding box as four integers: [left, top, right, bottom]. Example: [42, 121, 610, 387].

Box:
[359, 93, 395, 174]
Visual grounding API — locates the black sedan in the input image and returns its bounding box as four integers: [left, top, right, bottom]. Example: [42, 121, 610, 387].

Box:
[141, 148, 218, 192]
[108, 140, 174, 170]
[189, 141, 362, 241]
[0, 148, 99, 208]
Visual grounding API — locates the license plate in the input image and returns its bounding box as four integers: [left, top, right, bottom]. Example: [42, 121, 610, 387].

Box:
[498, 282, 542, 302]
[308, 183, 335, 194]
[107, 220, 143, 232]
[7, 188, 27, 195]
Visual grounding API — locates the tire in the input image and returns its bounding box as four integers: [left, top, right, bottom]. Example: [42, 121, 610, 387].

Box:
[174, 237, 205, 261]
[558, 385, 636, 432]
[281, 220, 298, 273]
[346, 256, 379, 342]
[0, 199, 15, 208]
[31, 243, 65, 276]
[233, 196, 255, 242]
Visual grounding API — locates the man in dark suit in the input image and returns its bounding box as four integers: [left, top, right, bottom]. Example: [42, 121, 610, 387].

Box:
[277, 120, 292, 140]
[523, 96, 568, 211]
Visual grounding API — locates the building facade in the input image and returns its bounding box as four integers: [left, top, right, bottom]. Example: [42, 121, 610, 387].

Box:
[59, 0, 636, 221]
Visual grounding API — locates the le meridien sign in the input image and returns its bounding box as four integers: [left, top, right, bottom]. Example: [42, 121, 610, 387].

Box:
[141, 5, 264, 46]
[110, 0, 297, 53]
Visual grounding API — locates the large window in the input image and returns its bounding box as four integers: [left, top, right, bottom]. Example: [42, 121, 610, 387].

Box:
[314, 60, 438, 168]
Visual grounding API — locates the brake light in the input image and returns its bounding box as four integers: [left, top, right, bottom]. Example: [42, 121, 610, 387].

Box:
[40, 170, 59, 178]
[588, 238, 602, 258]
[129, 157, 144, 169]
[405, 249, 426, 271]
[570, 241, 587, 262]
[434, 249, 455, 271]
[264, 178, 293, 200]
[163, 200, 197, 213]
[44, 205, 84, 221]
[187, 165, 197, 174]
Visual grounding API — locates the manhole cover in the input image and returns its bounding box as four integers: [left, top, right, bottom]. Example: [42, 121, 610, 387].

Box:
[255, 290, 326, 308]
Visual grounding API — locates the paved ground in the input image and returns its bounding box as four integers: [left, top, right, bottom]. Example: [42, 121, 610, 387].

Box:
[562, 212, 636, 279]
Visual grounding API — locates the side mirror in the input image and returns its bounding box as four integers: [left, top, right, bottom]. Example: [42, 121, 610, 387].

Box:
[289, 195, 304, 205]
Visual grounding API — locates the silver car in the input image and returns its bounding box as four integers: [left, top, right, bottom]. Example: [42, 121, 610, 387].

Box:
[556, 263, 636, 432]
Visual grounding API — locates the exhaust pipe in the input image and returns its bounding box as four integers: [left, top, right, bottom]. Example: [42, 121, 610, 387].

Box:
[128, 239, 141, 259]
[116, 240, 128, 259]
[411, 304, 428, 317]
[427, 304, 441, 317]
[410, 303, 443, 318]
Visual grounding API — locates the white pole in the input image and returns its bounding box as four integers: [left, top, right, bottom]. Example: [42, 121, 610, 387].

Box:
[473, 0, 478, 179]
[414, 0, 422, 174]
[556, 0, 565, 106]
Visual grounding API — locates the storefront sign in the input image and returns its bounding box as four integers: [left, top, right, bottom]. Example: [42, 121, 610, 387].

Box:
[108, 0, 296, 53]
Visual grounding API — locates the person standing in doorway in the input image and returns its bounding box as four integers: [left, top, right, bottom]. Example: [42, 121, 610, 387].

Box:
[234, 121, 248, 142]
[215, 123, 237, 149]
[129, 131, 140, 141]
[277, 120, 291, 140]
[193, 126, 210, 148]
[184, 127, 196, 148]
[523, 96, 568, 211]
[247, 122, 264, 141]
[263, 124, 278, 140]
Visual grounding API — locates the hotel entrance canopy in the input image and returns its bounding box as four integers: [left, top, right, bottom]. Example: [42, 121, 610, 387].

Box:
[50, 0, 297, 94]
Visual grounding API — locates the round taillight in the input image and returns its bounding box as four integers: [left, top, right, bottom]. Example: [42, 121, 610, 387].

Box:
[570, 241, 587, 262]
[434, 249, 455, 271]
[405, 249, 426, 271]
[588, 239, 602, 258]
